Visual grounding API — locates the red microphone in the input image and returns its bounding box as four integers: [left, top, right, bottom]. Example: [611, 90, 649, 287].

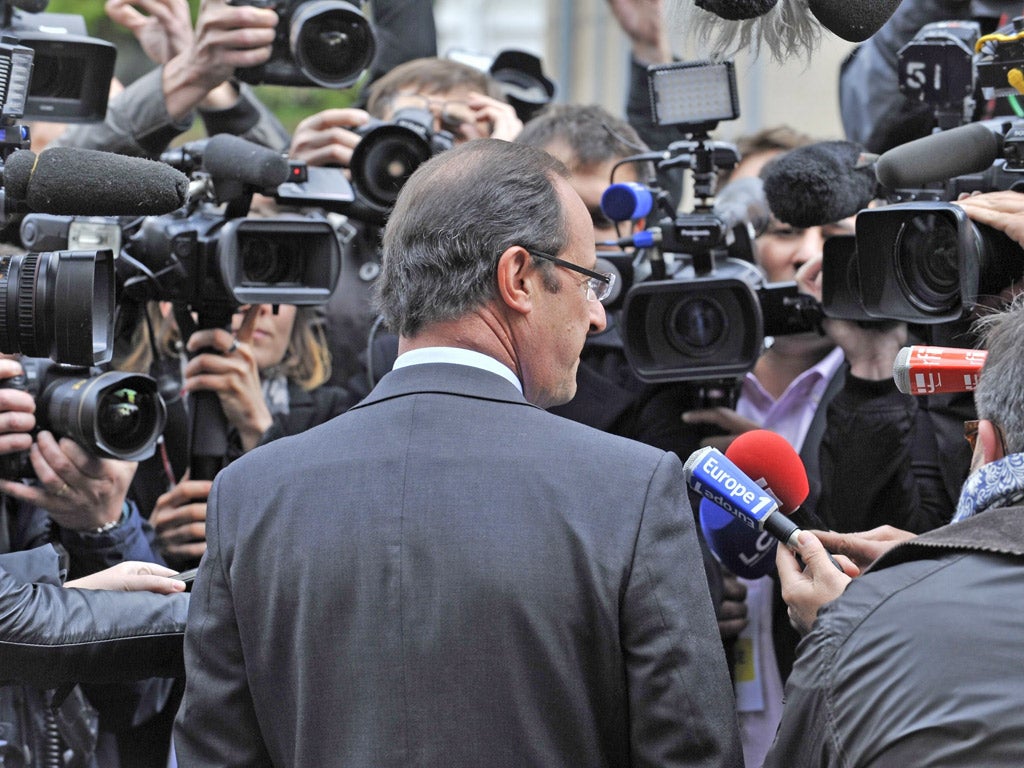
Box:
[892, 345, 987, 396]
[726, 430, 829, 531]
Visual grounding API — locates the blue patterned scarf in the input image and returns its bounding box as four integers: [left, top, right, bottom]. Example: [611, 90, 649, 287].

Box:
[953, 453, 1024, 522]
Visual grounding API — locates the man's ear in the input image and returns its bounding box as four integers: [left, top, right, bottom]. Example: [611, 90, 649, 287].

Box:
[495, 246, 535, 316]
[979, 419, 1006, 466]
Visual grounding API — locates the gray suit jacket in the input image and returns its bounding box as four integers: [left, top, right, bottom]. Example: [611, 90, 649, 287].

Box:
[175, 363, 741, 767]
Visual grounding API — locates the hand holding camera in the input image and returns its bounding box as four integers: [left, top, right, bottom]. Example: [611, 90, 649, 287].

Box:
[150, 475, 213, 567]
[162, 0, 278, 121]
[289, 107, 372, 167]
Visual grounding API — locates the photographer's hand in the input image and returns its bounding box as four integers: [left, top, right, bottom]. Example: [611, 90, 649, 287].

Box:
[0, 432, 138, 532]
[65, 561, 186, 594]
[184, 311, 272, 452]
[0, 358, 35, 457]
[465, 93, 522, 141]
[795, 253, 908, 381]
[162, 0, 277, 121]
[289, 108, 372, 167]
[955, 190, 1024, 249]
[106, 0, 194, 66]
[150, 475, 212, 566]
[680, 407, 760, 452]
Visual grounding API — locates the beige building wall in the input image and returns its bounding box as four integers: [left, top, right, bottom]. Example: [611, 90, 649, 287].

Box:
[436, 0, 858, 144]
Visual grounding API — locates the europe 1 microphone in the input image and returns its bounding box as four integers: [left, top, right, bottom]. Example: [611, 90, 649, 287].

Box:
[686, 443, 844, 572]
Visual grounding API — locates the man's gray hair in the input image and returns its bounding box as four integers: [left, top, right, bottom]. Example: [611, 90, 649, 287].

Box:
[973, 293, 1024, 455]
[376, 139, 570, 337]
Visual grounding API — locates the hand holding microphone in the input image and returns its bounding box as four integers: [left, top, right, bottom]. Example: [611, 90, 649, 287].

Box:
[686, 433, 844, 573]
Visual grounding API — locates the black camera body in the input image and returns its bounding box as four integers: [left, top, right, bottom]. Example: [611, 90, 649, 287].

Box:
[0, 357, 167, 479]
[347, 107, 455, 222]
[229, 0, 376, 89]
[1, 3, 116, 123]
[276, 107, 455, 225]
[596, 61, 822, 383]
[822, 16, 1024, 325]
[117, 207, 342, 316]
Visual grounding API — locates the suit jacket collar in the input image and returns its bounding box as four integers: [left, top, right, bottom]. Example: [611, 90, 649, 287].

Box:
[351, 363, 540, 412]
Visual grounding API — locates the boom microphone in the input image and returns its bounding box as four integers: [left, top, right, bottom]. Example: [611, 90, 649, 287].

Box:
[3, 148, 189, 216]
[892, 345, 988, 395]
[762, 141, 878, 228]
[201, 134, 290, 189]
[874, 122, 1004, 190]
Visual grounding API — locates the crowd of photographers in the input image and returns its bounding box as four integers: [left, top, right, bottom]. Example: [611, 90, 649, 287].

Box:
[0, 0, 1023, 764]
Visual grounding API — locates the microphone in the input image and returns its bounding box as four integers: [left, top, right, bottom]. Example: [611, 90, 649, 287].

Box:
[3, 148, 189, 216]
[807, 0, 902, 43]
[688, 435, 842, 575]
[892, 345, 988, 395]
[699, 497, 779, 579]
[600, 182, 654, 222]
[762, 141, 878, 228]
[713, 176, 771, 237]
[683, 446, 802, 547]
[201, 134, 289, 190]
[874, 122, 1004, 190]
[697, 429, 815, 578]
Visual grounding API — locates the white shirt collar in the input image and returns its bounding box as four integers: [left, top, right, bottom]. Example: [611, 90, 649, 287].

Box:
[392, 347, 523, 394]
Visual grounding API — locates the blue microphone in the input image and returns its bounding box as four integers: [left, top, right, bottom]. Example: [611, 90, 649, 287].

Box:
[683, 446, 801, 547]
[699, 497, 779, 579]
[600, 182, 654, 222]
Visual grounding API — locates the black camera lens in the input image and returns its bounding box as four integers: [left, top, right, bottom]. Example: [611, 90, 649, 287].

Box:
[351, 120, 433, 209]
[291, 0, 376, 88]
[240, 237, 301, 285]
[666, 296, 728, 356]
[894, 212, 961, 316]
[0, 250, 115, 367]
[95, 384, 164, 454]
[39, 370, 167, 461]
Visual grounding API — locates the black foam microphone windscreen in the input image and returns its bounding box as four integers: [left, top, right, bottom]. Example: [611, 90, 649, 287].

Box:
[3, 149, 35, 203]
[5, 147, 189, 216]
[874, 122, 1003, 190]
[808, 0, 902, 42]
[202, 133, 289, 189]
[696, 0, 777, 20]
[762, 141, 877, 227]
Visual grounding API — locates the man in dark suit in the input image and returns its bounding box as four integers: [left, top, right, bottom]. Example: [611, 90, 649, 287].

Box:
[174, 139, 742, 767]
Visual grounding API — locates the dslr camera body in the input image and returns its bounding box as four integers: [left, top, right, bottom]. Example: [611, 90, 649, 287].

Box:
[228, 0, 376, 88]
[0, 248, 166, 478]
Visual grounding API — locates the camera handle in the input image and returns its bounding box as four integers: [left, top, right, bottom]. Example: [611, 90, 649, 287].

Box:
[174, 305, 231, 481]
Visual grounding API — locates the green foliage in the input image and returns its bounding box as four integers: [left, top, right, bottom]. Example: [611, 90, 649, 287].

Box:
[35, 0, 361, 133]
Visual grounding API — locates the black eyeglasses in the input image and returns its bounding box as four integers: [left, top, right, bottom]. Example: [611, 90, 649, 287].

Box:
[529, 250, 615, 302]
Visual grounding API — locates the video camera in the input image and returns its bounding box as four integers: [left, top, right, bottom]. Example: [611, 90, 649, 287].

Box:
[228, 0, 376, 89]
[822, 17, 1024, 324]
[602, 60, 823, 383]
[18, 134, 343, 479]
[0, 0, 115, 123]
